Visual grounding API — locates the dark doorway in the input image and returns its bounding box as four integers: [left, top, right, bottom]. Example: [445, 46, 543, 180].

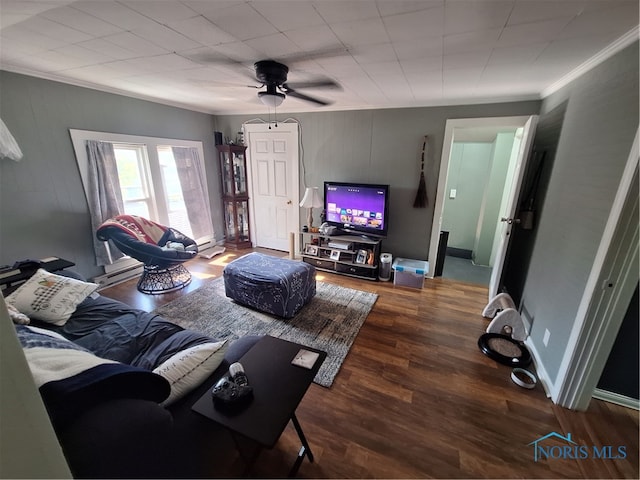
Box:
[501, 102, 568, 306]
[597, 283, 639, 400]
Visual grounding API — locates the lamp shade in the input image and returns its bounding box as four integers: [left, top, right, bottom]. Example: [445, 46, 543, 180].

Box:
[299, 187, 323, 208]
[258, 91, 285, 107]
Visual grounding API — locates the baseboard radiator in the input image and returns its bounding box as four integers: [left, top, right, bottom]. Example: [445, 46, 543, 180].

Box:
[92, 239, 219, 290]
[93, 263, 143, 290]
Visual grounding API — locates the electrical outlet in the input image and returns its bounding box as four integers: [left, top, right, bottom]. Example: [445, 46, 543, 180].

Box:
[543, 328, 550, 347]
[449, 188, 457, 199]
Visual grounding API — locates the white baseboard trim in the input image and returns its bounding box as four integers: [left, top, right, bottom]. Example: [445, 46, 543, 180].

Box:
[525, 336, 553, 399]
[593, 388, 640, 411]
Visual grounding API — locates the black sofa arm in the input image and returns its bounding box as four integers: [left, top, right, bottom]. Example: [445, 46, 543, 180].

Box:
[57, 337, 264, 478]
[57, 398, 173, 479]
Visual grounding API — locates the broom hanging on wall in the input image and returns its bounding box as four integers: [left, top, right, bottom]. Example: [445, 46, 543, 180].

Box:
[413, 135, 428, 208]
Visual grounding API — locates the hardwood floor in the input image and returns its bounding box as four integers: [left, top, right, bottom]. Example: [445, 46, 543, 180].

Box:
[100, 249, 639, 479]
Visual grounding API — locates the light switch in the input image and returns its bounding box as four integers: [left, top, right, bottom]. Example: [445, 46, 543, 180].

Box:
[449, 189, 457, 199]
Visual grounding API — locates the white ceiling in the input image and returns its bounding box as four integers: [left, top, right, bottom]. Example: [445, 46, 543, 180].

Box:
[1, 0, 638, 115]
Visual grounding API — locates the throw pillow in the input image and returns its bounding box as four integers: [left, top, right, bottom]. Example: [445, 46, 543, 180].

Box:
[6, 269, 98, 326]
[153, 340, 228, 406]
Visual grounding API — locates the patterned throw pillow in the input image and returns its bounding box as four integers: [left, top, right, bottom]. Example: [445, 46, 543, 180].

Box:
[153, 340, 228, 406]
[6, 268, 98, 326]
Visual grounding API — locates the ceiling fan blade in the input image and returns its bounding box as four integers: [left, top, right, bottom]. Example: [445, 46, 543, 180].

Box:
[277, 46, 350, 65]
[284, 79, 341, 90]
[180, 51, 261, 82]
[189, 79, 259, 90]
[284, 88, 332, 106]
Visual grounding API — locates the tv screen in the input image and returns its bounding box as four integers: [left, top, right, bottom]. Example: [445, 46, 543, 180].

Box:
[324, 181, 390, 237]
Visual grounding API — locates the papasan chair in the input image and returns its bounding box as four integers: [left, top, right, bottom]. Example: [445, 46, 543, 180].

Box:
[97, 215, 198, 294]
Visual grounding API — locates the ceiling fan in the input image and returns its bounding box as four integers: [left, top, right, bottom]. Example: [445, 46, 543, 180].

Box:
[252, 60, 340, 107]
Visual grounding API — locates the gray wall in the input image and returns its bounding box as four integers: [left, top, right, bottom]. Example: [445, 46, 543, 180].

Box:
[0, 71, 218, 280]
[215, 102, 540, 261]
[520, 42, 639, 385]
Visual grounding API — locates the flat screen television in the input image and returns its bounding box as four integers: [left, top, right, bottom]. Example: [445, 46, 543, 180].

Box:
[324, 181, 390, 238]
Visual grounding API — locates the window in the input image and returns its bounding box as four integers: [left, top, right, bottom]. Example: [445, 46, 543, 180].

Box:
[108, 143, 197, 238]
[70, 130, 214, 268]
[157, 145, 193, 237]
[113, 143, 153, 220]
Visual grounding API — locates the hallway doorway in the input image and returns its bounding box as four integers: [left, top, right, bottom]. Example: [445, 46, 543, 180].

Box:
[428, 115, 537, 298]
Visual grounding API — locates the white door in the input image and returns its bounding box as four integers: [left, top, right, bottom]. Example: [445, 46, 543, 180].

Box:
[428, 115, 538, 299]
[488, 116, 537, 298]
[244, 123, 299, 252]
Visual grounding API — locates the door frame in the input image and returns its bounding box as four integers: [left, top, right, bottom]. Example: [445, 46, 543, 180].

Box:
[553, 128, 639, 410]
[428, 116, 537, 293]
[243, 122, 300, 251]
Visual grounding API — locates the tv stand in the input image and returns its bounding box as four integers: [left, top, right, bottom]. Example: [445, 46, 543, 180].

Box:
[300, 232, 382, 281]
[357, 234, 379, 243]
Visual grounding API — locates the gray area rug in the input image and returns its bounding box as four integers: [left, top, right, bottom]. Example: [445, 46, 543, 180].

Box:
[152, 277, 378, 387]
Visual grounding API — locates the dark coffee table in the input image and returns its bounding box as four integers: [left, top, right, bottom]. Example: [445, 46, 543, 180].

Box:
[192, 335, 327, 477]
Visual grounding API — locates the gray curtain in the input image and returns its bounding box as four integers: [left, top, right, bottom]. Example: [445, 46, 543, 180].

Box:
[86, 140, 124, 266]
[171, 146, 213, 240]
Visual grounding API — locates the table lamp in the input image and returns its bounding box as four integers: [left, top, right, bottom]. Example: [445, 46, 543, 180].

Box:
[299, 187, 323, 230]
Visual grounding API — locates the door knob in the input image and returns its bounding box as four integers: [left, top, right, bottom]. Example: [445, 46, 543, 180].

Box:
[501, 217, 521, 224]
[287, 200, 292, 205]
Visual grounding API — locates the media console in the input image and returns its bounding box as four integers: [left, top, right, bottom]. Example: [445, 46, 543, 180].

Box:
[300, 232, 382, 281]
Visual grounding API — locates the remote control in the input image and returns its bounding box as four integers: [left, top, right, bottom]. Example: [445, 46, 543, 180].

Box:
[211, 362, 253, 407]
[229, 362, 249, 386]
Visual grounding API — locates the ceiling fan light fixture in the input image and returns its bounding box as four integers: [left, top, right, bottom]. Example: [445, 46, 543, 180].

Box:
[258, 91, 285, 107]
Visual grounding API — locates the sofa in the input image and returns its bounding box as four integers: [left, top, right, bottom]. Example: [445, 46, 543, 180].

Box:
[5, 268, 262, 478]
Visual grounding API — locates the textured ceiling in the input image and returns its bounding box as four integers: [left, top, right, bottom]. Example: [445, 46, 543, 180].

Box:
[1, 0, 638, 114]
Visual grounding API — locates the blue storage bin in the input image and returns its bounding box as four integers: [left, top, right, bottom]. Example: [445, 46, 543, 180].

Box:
[392, 258, 429, 288]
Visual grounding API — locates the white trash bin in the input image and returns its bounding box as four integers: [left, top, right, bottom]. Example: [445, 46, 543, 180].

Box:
[379, 253, 392, 281]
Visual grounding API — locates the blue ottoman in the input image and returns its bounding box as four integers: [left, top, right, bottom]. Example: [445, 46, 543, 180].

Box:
[223, 252, 316, 318]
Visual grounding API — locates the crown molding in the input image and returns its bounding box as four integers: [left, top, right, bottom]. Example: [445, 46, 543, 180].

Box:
[0, 65, 216, 115]
[541, 27, 640, 99]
